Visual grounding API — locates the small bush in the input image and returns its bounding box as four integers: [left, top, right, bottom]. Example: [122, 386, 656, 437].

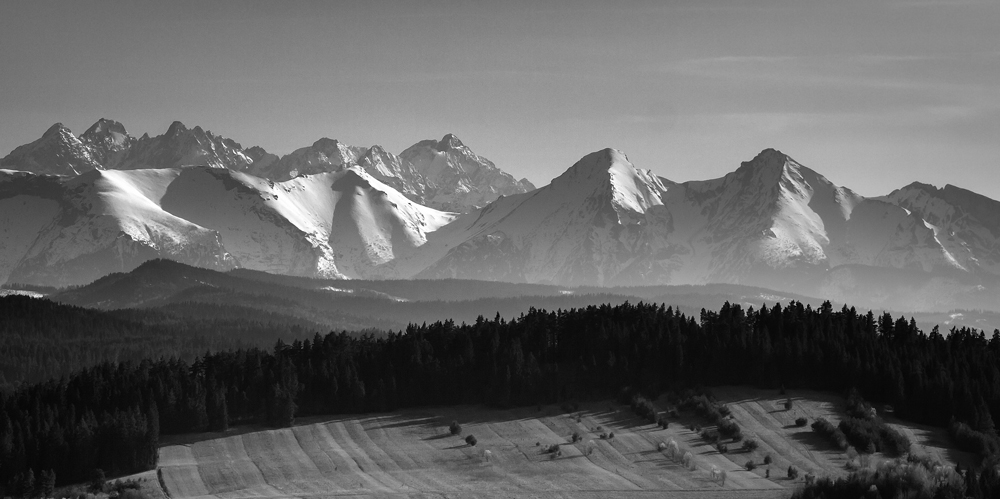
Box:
[701, 428, 719, 442]
[449, 420, 462, 435]
[795, 417, 808, 427]
[812, 417, 849, 450]
[629, 394, 659, 423]
[465, 435, 477, 446]
[746, 460, 757, 471]
[717, 419, 742, 439]
[608, 432, 615, 439]
[742, 438, 759, 452]
[571, 431, 581, 443]
[788, 465, 799, 479]
[657, 416, 669, 429]
[763, 454, 773, 465]
[717, 443, 729, 454]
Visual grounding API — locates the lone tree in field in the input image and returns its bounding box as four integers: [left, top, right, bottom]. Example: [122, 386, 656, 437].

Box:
[449, 420, 462, 435]
[466, 435, 477, 446]
[788, 465, 799, 479]
[763, 454, 773, 465]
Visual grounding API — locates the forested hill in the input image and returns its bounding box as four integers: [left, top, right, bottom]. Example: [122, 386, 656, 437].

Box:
[3, 300, 1000, 493]
[0, 296, 339, 388]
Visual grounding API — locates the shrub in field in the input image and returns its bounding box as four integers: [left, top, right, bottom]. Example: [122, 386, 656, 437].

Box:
[764, 454, 772, 465]
[701, 428, 719, 443]
[795, 417, 808, 427]
[746, 460, 757, 471]
[571, 431, 581, 443]
[657, 416, 669, 429]
[788, 465, 799, 479]
[717, 442, 729, 454]
[608, 432, 615, 439]
[811, 417, 849, 450]
[449, 420, 462, 435]
[837, 417, 910, 456]
[465, 435, 477, 446]
[742, 438, 759, 452]
[785, 398, 793, 410]
[717, 419, 741, 439]
[629, 394, 659, 423]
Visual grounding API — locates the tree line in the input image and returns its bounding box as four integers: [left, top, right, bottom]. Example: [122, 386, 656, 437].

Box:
[3, 298, 1000, 494]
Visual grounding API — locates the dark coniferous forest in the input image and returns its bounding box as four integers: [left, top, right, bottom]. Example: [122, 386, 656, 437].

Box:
[3, 296, 1000, 496]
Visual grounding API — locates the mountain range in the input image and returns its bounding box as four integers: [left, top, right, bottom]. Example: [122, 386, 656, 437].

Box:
[2, 119, 998, 314]
[0, 119, 534, 213]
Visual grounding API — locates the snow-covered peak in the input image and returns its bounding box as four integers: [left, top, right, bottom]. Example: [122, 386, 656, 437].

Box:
[549, 148, 668, 217]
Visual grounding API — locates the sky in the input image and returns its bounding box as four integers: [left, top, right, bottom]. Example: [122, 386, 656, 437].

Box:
[1, 0, 998, 199]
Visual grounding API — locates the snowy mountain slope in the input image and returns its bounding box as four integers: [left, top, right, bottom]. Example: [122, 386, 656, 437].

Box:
[246, 138, 432, 207]
[0, 124, 102, 176]
[883, 182, 1000, 275]
[415, 147, 994, 291]
[416, 148, 674, 285]
[247, 137, 367, 180]
[0, 165, 456, 286]
[158, 167, 454, 280]
[399, 134, 536, 212]
[0, 168, 236, 287]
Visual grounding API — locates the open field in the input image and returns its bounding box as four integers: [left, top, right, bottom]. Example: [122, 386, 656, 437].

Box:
[155, 388, 966, 499]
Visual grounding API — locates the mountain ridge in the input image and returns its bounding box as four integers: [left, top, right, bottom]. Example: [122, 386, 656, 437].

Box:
[2, 127, 999, 313]
[2, 121, 534, 213]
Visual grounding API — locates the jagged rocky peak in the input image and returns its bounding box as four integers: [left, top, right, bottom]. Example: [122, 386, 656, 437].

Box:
[738, 148, 793, 174]
[0, 123, 102, 176]
[400, 133, 535, 212]
[165, 120, 188, 137]
[82, 118, 128, 138]
[436, 133, 465, 151]
[43, 122, 71, 137]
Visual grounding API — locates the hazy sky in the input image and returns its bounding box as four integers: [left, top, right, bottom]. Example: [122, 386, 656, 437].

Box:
[2, 0, 998, 199]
